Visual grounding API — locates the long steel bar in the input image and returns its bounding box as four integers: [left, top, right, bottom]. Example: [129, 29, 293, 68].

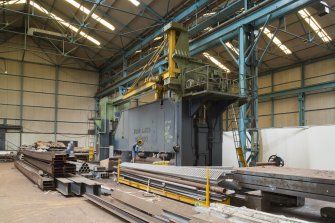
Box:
[122, 168, 225, 193]
[21, 149, 66, 162]
[84, 194, 163, 223]
[120, 162, 233, 181]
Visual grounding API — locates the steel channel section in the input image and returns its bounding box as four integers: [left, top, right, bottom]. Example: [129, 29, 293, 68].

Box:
[83, 194, 156, 223]
[56, 178, 72, 196]
[23, 156, 54, 176]
[21, 149, 66, 162]
[14, 160, 54, 190]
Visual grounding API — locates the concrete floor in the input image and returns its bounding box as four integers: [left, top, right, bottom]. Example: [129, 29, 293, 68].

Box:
[1, 162, 334, 223]
[0, 163, 123, 223]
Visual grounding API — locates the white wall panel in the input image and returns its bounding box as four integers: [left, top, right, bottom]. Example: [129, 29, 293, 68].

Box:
[305, 91, 335, 110]
[0, 105, 20, 119]
[59, 68, 98, 84]
[58, 109, 90, 122]
[24, 63, 55, 79]
[273, 67, 300, 91]
[58, 82, 96, 97]
[58, 95, 95, 110]
[258, 116, 272, 128]
[274, 113, 298, 127]
[23, 107, 54, 121]
[274, 97, 298, 114]
[22, 134, 55, 146]
[57, 122, 87, 134]
[23, 92, 55, 107]
[223, 125, 335, 170]
[22, 121, 54, 133]
[258, 75, 271, 94]
[0, 75, 20, 90]
[258, 101, 272, 115]
[23, 77, 55, 93]
[305, 109, 335, 125]
[305, 58, 335, 86]
[0, 90, 20, 104]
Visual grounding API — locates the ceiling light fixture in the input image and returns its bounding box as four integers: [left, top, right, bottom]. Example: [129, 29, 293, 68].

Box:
[263, 27, 292, 54]
[225, 42, 239, 55]
[64, 0, 115, 31]
[203, 52, 230, 73]
[30, 1, 101, 45]
[3, 0, 26, 5]
[128, 0, 140, 7]
[298, 8, 332, 43]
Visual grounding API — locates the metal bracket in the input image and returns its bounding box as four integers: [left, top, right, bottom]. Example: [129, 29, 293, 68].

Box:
[258, 18, 284, 66]
[245, 14, 272, 63]
[220, 38, 238, 65]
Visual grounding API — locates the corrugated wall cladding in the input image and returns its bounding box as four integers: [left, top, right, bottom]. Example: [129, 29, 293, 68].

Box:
[0, 57, 98, 149]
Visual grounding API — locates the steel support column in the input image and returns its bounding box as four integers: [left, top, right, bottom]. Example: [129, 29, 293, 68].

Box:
[19, 61, 24, 146]
[271, 71, 275, 127]
[298, 64, 305, 126]
[54, 66, 59, 141]
[238, 26, 247, 152]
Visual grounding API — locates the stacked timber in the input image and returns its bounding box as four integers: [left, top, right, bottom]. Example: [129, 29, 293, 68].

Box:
[34, 141, 66, 151]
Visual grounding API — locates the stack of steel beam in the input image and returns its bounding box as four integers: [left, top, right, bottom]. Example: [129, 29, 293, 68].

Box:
[20, 149, 76, 177]
[120, 162, 234, 203]
[14, 159, 54, 190]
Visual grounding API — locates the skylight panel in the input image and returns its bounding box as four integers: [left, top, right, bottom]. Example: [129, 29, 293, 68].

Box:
[203, 52, 230, 73]
[225, 42, 239, 55]
[65, 0, 115, 31]
[298, 8, 332, 43]
[128, 0, 140, 7]
[263, 27, 292, 55]
[30, 1, 101, 45]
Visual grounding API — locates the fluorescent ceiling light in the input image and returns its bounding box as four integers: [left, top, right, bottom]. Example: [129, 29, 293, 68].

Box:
[298, 8, 332, 43]
[263, 27, 292, 55]
[3, 0, 26, 5]
[128, 0, 140, 7]
[203, 52, 230, 73]
[65, 0, 115, 31]
[203, 12, 216, 17]
[30, 1, 100, 45]
[225, 42, 239, 55]
[154, 36, 162, 41]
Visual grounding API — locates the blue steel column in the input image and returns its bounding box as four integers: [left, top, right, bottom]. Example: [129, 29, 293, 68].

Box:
[239, 26, 247, 152]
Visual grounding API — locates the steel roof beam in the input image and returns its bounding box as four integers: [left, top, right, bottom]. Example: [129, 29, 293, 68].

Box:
[97, 0, 316, 98]
[189, 0, 315, 56]
[100, 0, 210, 73]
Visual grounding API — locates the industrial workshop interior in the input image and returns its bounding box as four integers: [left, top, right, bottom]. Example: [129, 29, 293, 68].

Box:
[1, 0, 335, 222]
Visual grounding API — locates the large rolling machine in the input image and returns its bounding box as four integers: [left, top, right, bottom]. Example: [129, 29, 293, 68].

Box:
[95, 22, 244, 166]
